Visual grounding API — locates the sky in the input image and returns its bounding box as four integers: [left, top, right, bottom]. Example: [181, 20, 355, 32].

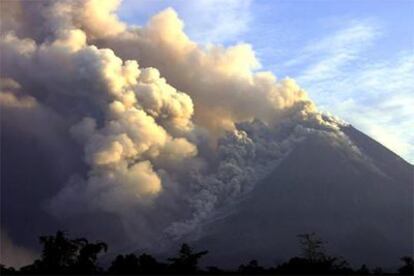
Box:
[118, 0, 414, 163]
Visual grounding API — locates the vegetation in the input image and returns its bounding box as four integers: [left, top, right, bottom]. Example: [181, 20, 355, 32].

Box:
[1, 231, 412, 275]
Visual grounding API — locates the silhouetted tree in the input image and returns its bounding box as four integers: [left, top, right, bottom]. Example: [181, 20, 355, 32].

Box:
[298, 233, 326, 263]
[206, 266, 224, 274]
[20, 231, 78, 274]
[277, 257, 333, 274]
[4, 230, 404, 275]
[108, 254, 140, 274]
[138, 253, 166, 274]
[398, 256, 414, 275]
[275, 233, 353, 274]
[356, 264, 371, 274]
[108, 253, 166, 274]
[18, 231, 107, 274]
[72, 238, 107, 274]
[238, 259, 265, 274]
[0, 264, 16, 275]
[372, 267, 384, 275]
[330, 257, 353, 274]
[168, 243, 208, 274]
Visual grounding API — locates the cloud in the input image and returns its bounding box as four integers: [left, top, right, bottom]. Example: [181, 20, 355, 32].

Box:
[326, 53, 414, 161]
[179, 0, 253, 44]
[280, 19, 413, 162]
[119, 0, 253, 44]
[291, 20, 380, 82]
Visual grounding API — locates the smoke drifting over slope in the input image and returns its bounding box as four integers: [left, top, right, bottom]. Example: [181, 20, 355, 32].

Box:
[1, 0, 365, 254]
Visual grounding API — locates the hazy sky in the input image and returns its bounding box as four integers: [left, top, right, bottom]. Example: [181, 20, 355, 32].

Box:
[118, 0, 414, 163]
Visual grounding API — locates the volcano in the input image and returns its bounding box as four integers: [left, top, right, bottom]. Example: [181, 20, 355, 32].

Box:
[1, 1, 413, 272]
[189, 125, 413, 269]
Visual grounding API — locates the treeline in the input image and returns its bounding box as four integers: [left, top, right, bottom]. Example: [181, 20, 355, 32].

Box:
[1, 231, 413, 275]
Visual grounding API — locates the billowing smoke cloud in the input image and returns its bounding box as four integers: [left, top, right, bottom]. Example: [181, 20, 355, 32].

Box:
[0, 0, 362, 256]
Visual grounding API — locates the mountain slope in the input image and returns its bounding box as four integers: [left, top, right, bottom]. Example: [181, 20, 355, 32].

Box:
[193, 126, 413, 269]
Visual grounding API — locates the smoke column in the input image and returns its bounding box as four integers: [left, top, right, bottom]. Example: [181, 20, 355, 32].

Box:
[0, 0, 361, 254]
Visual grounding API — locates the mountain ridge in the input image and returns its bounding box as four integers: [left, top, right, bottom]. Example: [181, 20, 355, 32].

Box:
[189, 125, 413, 269]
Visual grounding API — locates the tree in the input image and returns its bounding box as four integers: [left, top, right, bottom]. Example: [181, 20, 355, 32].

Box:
[138, 253, 166, 274]
[0, 264, 16, 275]
[206, 266, 224, 274]
[168, 243, 208, 273]
[297, 233, 326, 263]
[238, 259, 265, 274]
[398, 256, 414, 275]
[275, 233, 353, 274]
[372, 267, 384, 275]
[108, 253, 165, 274]
[19, 231, 107, 274]
[356, 264, 370, 275]
[20, 231, 79, 274]
[72, 238, 107, 273]
[108, 254, 140, 274]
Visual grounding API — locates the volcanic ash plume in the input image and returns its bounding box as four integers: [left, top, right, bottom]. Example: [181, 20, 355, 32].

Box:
[0, 0, 359, 250]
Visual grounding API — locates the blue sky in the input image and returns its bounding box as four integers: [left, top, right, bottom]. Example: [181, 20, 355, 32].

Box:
[118, 0, 414, 163]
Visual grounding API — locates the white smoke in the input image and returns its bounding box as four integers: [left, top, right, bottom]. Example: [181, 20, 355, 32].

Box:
[0, 0, 362, 251]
